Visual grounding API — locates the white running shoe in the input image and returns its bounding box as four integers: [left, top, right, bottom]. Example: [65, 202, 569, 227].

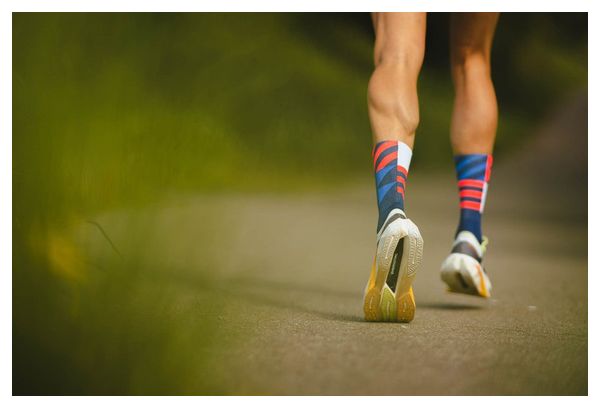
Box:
[363, 209, 424, 322]
[440, 231, 492, 298]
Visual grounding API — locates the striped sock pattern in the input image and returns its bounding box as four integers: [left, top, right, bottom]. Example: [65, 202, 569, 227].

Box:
[454, 154, 493, 242]
[373, 140, 412, 232]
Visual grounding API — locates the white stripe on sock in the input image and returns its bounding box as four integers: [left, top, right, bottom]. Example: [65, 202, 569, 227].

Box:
[480, 182, 488, 213]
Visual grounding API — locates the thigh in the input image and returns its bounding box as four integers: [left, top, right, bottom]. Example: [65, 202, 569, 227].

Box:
[450, 13, 499, 59]
[372, 12, 427, 65]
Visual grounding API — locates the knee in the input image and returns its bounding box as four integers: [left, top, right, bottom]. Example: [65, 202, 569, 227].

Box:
[374, 42, 424, 71]
[451, 46, 491, 81]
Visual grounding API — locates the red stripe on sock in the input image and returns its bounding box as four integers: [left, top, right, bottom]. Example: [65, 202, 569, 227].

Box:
[397, 165, 408, 177]
[396, 186, 405, 197]
[373, 141, 397, 164]
[375, 151, 398, 172]
[458, 179, 485, 189]
[460, 201, 481, 211]
[459, 190, 483, 199]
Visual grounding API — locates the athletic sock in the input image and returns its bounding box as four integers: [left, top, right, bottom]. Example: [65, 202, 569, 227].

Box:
[454, 154, 493, 242]
[373, 140, 412, 232]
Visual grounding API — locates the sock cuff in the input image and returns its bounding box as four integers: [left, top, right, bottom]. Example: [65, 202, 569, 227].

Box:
[373, 140, 413, 172]
[454, 154, 493, 182]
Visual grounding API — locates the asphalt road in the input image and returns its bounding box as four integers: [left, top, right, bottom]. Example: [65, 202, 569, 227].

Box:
[78, 94, 587, 395]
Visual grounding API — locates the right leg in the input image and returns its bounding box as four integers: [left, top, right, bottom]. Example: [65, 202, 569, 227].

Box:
[440, 13, 499, 298]
[364, 13, 425, 323]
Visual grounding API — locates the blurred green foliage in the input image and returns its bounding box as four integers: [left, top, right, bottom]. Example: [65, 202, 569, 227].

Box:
[12, 13, 587, 395]
[13, 13, 587, 218]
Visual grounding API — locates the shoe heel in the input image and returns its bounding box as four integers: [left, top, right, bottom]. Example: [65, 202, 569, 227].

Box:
[364, 218, 423, 323]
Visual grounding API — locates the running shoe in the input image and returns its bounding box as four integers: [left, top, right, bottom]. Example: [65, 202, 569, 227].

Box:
[440, 231, 491, 297]
[363, 209, 424, 322]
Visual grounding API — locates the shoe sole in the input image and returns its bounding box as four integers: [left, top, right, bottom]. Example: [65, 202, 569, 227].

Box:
[363, 219, 423, 322]
[440, 253, 491, 298]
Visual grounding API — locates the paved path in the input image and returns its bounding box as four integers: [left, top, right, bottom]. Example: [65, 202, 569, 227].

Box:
[79, 94, 587, 395]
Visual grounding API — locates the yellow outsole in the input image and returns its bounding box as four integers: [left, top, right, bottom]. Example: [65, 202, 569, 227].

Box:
[363, 219, 422, 323]
[364, 284, 415, 322]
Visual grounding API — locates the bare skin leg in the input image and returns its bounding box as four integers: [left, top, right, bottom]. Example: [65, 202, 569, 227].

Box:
[450, 12, 500, 154]
[368, 12, 427, 149]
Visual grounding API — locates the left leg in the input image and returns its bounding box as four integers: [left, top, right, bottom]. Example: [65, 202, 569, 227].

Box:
[441, 12, 499, 297]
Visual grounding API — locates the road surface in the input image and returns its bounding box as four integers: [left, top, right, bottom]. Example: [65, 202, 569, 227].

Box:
[70, 94, 587, 395]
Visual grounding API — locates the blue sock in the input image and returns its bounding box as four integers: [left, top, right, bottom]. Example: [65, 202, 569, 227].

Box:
[373, 140, 412, 232]
[454, 154, 493, 242]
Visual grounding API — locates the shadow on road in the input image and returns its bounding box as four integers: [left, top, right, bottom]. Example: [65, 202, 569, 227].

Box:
[221, 284, 365, 323]
[170, 272, 486, 323]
